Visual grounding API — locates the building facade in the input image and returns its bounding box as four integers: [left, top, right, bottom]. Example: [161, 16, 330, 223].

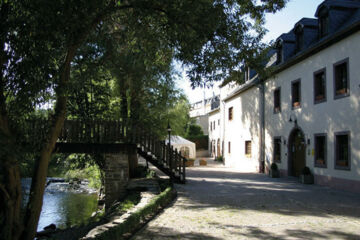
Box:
[209, 0, 360, 192]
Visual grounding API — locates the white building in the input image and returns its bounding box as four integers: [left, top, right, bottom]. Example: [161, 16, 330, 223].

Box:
[189, 95, 219, 135]
[210, 0, 360, 193]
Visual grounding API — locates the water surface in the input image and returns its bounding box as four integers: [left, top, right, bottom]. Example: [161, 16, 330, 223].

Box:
[21, 178, 98, 231]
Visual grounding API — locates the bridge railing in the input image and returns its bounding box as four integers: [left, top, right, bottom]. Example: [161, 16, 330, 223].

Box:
[133, 125, 186, 182]
[24, 118, 186, 182]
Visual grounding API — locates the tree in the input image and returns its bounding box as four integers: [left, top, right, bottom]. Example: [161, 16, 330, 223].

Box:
[0, 1, 288, 239]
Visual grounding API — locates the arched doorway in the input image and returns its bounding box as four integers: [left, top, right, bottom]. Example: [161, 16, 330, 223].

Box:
[288, 127, 306, 177]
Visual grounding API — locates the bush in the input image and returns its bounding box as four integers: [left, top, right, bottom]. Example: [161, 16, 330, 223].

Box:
[64, 164, 102, 189]
[270, 162, 278, 171]
[301, 166, 311, 175]
[215, 156, 223, 162]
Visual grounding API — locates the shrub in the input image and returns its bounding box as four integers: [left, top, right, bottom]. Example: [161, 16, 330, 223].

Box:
[215, 156, 223, 162]
[301, 166, 312, 175]
[270, 162, 278, 171]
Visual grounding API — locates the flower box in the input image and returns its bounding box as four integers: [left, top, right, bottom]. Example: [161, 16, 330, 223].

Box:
[185, 159, 195, 167]
[336, 88, 347, 95]
[199, 159, 207, 166]
[315, 95, 324, 101]
[293, 101, 300, 107]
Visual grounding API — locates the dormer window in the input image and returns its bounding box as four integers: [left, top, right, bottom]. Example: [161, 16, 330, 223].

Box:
[295, 27, 304, 53]
[276, 42, 283, 65]
[318, 8, 329, 38]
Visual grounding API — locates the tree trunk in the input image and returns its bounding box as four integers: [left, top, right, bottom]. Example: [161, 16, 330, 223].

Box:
[0, 158, 22, 240]
[0, 33, 23, 240]
[20, 48, 76, 240]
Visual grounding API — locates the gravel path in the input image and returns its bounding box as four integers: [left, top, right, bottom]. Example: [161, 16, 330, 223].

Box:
[132, 160, 360, 240]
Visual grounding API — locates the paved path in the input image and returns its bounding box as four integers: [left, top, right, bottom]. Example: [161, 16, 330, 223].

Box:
[132, 161, 360, 240]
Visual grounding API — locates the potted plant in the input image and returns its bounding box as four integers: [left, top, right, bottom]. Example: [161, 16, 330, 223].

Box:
[270, 163, 280, 178]
[300, 166, 314, 184]
[199, 158, 207, 166]
[185, 158, 195, 167]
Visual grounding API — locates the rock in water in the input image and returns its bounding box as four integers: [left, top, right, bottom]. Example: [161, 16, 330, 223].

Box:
[44, 223, 56, 230]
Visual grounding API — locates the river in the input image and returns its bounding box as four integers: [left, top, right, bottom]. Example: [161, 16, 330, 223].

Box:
[21, 178, 98, 231]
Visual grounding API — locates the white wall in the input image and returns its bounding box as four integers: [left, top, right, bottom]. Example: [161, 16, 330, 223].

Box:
[209, 110, 221, 157]
[264, 32, 360, 182]
[223, 87, 261, 172]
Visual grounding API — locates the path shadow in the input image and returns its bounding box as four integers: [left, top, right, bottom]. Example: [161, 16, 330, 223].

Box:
[131, 226, 222, 240]
[173, 168, 360, 220]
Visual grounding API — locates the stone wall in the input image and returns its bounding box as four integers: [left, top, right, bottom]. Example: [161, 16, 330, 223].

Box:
[103, 145, 138, 208]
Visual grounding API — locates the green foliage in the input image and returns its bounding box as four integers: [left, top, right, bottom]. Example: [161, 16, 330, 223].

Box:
[271, 162, 278, 171]
[301, 166, 312, 176]
[116, 192, 141, 213]
[65, 165, 101, 190]
[215, 156, 224, 162]
[186, 124, 204, 138]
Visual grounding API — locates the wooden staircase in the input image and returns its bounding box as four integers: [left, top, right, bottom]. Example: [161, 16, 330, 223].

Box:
[133, 129, 186, 183]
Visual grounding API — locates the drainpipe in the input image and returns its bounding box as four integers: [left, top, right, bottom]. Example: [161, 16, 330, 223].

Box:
[259, 80, 265, 173]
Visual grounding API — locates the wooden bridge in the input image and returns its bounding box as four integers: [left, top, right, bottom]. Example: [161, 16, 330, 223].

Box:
[26, 118, 186, 184]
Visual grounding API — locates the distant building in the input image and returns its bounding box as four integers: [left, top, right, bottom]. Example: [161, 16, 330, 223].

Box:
[189, 94, 219, 136]
[210, 0, 360, 193]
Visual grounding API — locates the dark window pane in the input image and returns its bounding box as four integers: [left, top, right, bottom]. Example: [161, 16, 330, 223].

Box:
[229, 107, 233, 120]
[292, 81, 301, 108]
[274, 88, 281, 113]
[274, 138, 281, 163]
[336, 134, 349, 168]
[335, 62, 348, 95]
[315, 135, 326, 166]
[245, 141, 252, 156]
[314, 71, 326, 102]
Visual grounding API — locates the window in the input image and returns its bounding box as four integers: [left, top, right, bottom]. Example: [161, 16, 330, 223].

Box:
[218, 119, 220, 125]
[335, 132, 350, 170]
[334, 58, 349, 98]
[213, 121, 215, 130]
[276, 42, 282, 65]
[314, 134, 326, 167]
[291, 79, 301, 109]
[273, 137, 281, 163]
[314, 69, 326, 103]
[210, 122, 212, 131]
[245, 141, 251, 157]
[274, 88, 281, 113]
[295, 28, 304, 53]
[319, 13, 329, 38]
[228, 141, 231, 154]
[228, 107, 233, 120]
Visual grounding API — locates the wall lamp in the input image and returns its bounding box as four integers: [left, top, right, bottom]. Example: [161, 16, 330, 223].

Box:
[289, 113, 297, 125]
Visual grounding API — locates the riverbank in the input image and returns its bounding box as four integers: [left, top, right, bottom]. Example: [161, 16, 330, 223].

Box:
[40, 178, 176, 240]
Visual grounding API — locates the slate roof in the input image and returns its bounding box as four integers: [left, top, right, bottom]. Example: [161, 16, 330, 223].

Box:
[221, 0, 360, 99]
[275, 0, 360, 70]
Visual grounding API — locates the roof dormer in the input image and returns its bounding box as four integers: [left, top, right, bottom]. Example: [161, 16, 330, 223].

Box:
[317, 6, 329, 38]
[275, 39, 283, 65]
[275, 31, 295, 64]
[294, 25, 304, 53]
[315, 0, 360, 39]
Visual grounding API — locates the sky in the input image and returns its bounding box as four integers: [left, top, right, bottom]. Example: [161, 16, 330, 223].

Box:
[177, 0, 324, 104]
